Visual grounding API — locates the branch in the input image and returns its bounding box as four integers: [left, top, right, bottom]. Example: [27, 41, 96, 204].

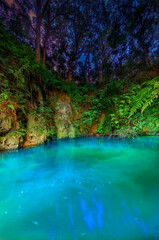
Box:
[14, 0, 36, 32]
[42, 0, 50, 18]
[118, 4, 143, 25]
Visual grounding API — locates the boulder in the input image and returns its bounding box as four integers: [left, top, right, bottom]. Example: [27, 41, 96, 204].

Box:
[0, 112, 13, 136]
[0, 133, 19, 150]
[23, 115, 47, 147]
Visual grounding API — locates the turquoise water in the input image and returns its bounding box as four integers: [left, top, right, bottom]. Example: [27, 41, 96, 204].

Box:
[0, 136, 159, 240]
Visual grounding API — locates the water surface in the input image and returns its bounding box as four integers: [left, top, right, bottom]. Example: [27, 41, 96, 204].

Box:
[0, 136, 159, 240]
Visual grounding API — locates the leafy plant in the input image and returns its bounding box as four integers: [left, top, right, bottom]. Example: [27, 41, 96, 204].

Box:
[129, 76, 159, 116]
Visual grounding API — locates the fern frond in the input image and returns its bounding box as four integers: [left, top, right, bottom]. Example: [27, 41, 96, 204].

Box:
[129, 76, 159, 117]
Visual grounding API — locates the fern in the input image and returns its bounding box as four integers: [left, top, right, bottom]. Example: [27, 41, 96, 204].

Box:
[129, 76, 159, 117]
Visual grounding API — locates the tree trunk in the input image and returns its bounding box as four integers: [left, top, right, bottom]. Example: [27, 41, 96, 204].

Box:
[124, 83, 128, 93]
[140, 35, 150, 68]
[85, 54, 91, 83]
[87, 65, 91, 83]
[143, 45, 150, 68]
[99, 70, 103, 83]
[42, 9, 51, 65]
[35, 19, 42, 62]
[35, 0, 42, 62]
[99, 57, 104, 84]
[42, 27, 50, 65]
[42, 38, 47, 65]
[67, 59, 72, 82]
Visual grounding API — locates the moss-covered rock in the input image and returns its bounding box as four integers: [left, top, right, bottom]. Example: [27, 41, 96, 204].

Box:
[0, 102, 21, 150]
[0, 133, 20, 150]
[23, 115, 47, 147]
[0, 112, 13, 135]
[55, 100, 75, 139]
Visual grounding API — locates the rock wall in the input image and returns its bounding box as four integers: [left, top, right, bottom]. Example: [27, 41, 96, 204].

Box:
[0, 102, 20, 150]
[54, 93, 75, 139]
[0, 91, 48, 150]
[0, 90, 112, 151]
[23, 115, 47, 148]
[0, 91, 76, 151]
[0, 111, 47, 151]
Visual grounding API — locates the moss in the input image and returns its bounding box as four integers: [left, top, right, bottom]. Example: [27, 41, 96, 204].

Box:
[0, 112, 13, 135]
[55, 101, 75, 139]
[0, 132, 20, 150]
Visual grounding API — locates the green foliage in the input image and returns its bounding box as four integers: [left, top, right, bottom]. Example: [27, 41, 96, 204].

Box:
[96, 113, 110, 135]
[0, 25, 37, 104]
[103, 80, 124, 96]
[76, 97, 102, 133]
[109, 83, 159, 136]
[130, 76, 159, 116]
[0, 92, 15, 113]
[0, 93, 8, 101]
[70, 78, 159, 137]
[0, 23, 158, 143]
[99, 81, 124, 110]
[7, 104, 14, 110]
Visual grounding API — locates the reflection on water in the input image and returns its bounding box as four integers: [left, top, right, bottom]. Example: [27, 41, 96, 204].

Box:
[0, 136, 159, 240]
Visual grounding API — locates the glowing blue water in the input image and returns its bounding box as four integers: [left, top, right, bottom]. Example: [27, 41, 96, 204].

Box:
[0, 136, 159, 240]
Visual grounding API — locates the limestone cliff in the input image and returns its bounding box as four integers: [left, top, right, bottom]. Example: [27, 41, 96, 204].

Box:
[0, 91, 76, 151]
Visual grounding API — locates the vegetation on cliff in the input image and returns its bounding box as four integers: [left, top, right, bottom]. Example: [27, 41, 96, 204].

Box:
[0, 24, 159, 151]
[0, 0, 159, 150]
